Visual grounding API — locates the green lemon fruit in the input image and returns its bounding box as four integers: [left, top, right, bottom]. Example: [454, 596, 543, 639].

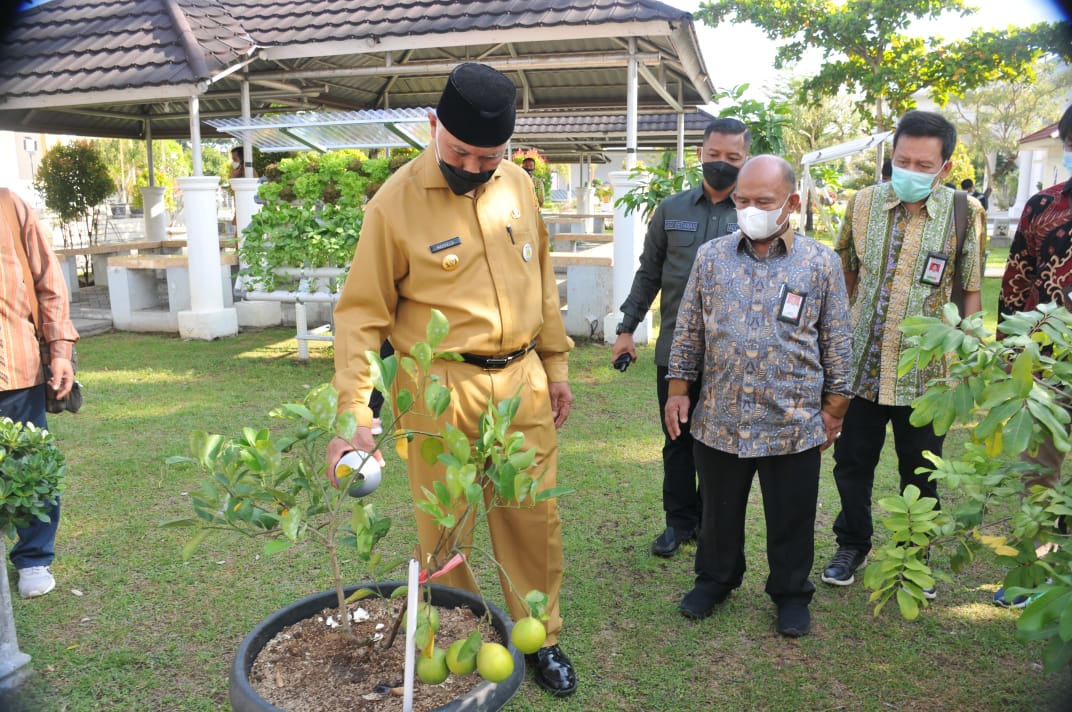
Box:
[510, 616, 546, 654]
[403, 602, 440, 634]
[416, 647, 449, 685]
[446, 638, 477, 675]
[476, 642, 514, 683]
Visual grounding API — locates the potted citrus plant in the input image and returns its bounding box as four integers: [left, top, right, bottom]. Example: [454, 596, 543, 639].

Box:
[164, 311, 562, 711]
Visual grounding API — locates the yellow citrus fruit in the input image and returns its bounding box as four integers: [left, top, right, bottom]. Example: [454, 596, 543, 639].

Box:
[476, 642, 514, 683]
[446, 638, 477, 675]
[416, 647, 449, 685]
[510, 616, 546, 654]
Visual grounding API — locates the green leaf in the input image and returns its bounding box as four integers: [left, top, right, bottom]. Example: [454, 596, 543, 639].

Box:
[426, 309, 450, 348]
[420, 437, 444, 466]
[1041, 638, 1072, 674]
[1003, 407, 1036, 458]
[1010, 350, 1036, 397]
[896, 587, 920, 621]
[264, 539, 293, 556]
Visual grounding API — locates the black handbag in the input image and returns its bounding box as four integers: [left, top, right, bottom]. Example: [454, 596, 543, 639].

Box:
[41, 343, 82, 414]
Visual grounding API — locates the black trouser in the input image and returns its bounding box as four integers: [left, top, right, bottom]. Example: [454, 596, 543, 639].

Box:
[831, 396, 944, 555]
[656, 366, 701, 532]
[692, 442, 820, 605]
[367, 340, 395, 418]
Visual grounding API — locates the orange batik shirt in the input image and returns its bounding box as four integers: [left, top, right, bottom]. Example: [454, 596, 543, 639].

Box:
[0, 190, 78, 392]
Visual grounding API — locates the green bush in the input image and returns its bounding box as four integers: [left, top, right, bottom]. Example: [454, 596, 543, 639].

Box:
[0, 418, 66, 537]
[239, 148, 417, 291]
[33, 141, 116, 248]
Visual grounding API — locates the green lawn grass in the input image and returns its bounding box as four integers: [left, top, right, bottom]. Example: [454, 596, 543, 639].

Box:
[8, 322, 1071, 710]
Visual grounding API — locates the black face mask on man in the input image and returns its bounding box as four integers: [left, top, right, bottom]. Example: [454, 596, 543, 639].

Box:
[702, 161, 739, 191]
[437, 157, 495, 196]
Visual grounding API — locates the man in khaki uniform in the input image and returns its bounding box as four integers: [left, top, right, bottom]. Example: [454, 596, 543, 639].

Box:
[327, 62, 577, 697]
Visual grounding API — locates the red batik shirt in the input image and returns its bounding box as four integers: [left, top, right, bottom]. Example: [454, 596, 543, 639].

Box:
[1000, 178, 1072, 317]
[0, 190, 79, 391]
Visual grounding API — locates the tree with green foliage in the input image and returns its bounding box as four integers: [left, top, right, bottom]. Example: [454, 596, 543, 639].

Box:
[712, 84, 791, 155]
[696, 0, 1072, 130]
[616, 84, 792, 220]
[948, 59, 1070, 209]
[33, 140, 115, 248]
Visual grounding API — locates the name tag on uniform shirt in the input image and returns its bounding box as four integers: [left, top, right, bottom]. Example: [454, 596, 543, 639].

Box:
[430, 236, 462, 253]
[920, 252, 948, 286]
[778, 285, 807, 325]
[664, 219, 699, 231]
[725, 222, 739, 235]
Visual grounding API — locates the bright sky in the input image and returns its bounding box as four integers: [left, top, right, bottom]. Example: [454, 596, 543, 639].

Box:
[666, 0, 1071, 101]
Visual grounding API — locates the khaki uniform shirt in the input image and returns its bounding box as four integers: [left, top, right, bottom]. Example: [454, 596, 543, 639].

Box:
[333, 150, 573, 426]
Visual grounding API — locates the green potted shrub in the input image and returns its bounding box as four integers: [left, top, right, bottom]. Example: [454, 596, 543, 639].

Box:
[0, 418, 66, 539]
[164, 311, 564, 711]
[865, 303, 1072, 673]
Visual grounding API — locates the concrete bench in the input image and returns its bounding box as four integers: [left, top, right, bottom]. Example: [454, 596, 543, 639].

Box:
[55, 239, 188, 293]
[106, 252, 236, 332]
[550, 245, 614, 268]
[550, 243, 614, 337]
[542, 211, 614, 237]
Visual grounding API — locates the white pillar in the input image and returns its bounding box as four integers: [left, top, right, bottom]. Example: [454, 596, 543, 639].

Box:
[176, 175, 238, 340]
[230, 177, 282, 327]
[0, 536, 32, 690]
[603, 170, 652, 344]
[1009, 149, 1035, 220]
[140, 186, 167, 242]
[625, 39, 638, 172]
[230, 177, 261, 236]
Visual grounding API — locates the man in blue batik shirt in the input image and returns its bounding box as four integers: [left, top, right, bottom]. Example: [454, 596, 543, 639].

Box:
[665, 155, 853, 637]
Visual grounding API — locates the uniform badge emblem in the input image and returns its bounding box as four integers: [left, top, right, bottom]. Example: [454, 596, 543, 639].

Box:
[522, 243, 534, 262]
[511, 208, 521, 219]
[442, 253, 460, 271]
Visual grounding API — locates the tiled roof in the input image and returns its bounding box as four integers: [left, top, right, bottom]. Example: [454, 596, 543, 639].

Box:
[1, 0, 256, 98]
[1020, 122, 1059, 144]
[0, 0, 713, 159]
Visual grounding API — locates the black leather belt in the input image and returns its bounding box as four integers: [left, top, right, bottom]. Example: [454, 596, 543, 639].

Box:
[459, 341, 536, 370]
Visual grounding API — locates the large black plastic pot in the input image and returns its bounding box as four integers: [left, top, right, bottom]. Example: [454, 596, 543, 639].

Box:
[229, 581, 524, 712]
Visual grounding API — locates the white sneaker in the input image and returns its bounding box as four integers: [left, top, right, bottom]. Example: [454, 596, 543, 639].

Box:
[17, 566, 55, 598]
[371, 417, 383, 436]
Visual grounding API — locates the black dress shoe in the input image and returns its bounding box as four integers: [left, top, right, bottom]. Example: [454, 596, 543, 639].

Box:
[525, 644, 577, 697]
[679, 584, 730, 619]
[651, 526, 696, 557]
[776, 602, 811, 637]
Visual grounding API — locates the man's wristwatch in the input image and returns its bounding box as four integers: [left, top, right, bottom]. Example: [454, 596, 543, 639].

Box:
[615, 322, 633, 335]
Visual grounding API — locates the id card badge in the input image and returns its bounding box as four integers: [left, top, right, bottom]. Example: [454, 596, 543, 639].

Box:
[920, 252, 948, 286]
[777, 285, 807, 325]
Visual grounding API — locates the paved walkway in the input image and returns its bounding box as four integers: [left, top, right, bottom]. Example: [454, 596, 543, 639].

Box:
[69, 285, 114, 337]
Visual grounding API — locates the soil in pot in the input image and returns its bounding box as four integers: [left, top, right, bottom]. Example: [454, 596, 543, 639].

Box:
[249, 597, 505, 712]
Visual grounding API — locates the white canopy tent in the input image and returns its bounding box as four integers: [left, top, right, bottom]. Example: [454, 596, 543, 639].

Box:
[798, 130, 893, 231]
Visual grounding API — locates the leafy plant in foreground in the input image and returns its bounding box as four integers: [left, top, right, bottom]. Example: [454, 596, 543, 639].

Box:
[0, 417, 66, 537]
[867, 303, 1072, 672]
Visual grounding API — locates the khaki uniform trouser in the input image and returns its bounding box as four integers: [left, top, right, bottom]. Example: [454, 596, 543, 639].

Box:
[396, 349, 565, 644]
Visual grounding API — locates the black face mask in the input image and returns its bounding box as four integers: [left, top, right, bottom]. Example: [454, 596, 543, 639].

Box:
[702, 161, 739, 191]
[438, 160, 495, 195]
[523, 168, 534, 175]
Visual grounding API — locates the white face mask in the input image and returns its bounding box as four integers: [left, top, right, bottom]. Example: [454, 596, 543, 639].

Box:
[737, 194, 790, 241]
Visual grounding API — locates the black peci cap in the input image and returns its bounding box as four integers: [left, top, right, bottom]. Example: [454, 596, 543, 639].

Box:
[436, 62, 517, 147]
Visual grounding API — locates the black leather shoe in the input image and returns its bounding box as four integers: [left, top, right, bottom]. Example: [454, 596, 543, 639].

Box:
[776, 603, 811, 638]
[525, 644, 577, 697]
[679, 584, 730, 619]
[651, 526, 697, 557]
